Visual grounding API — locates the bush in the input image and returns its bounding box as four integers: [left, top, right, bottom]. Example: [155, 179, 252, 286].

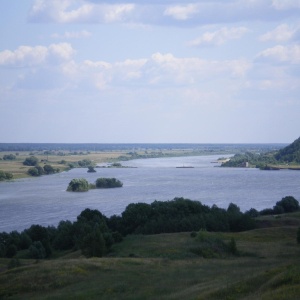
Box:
[27, 165, 44, 176]
[87, 166, 96, 173]
[43, 164, 58, 174]
[275, 196, 299, 213]
[3, 154, 16, 160]
[95, 178, 123, 188]
[23, 156, 39, 166]
[0, 170, 13, 181]
[67, 178, 90, 192]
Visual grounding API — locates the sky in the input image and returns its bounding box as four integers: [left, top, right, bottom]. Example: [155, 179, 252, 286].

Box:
[0, 0, 299, 143]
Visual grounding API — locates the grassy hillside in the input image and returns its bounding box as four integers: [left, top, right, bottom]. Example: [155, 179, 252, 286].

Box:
[1, 214, 300, 299]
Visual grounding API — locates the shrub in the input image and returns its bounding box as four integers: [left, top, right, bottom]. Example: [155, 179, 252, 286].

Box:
[95, 178, 123, 188]
[0, 170, 13, 181]
[23, 156, 39, 166]
[67, 178, 90, 192]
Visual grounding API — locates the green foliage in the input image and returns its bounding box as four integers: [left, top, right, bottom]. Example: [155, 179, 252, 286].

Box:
[118, 198, 256, 235]
[25, 224, 52, 257]
[74, 208, 112, 257]
[222, 136, 300, 167]
[297, 227, 300, 244]
[190, 231, 233, 258]
[6, 244, 17, 258]
[43, 164, 59, 174]
[0, 170, 13, 181]
[275, 136, 300, 163]
[53, 221, 75, 250]
[77, 159, 93, 167]
[3, 154, 16, 160]
[222, 152, 277, 168]
[87, 166, 96, 173]
[275, 196, 299, 213]
[23, 156, 39, 166]
[29, 241, 46, 259]
[95, 178, 123, 188]
[67, 178, 90, 192]
[27, 166, 44, 176]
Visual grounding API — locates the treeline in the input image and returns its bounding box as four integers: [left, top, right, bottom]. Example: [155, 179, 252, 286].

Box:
[1, 196, 298, 259]
[221, 151, 278, 168]
[222, 136, 300, 168]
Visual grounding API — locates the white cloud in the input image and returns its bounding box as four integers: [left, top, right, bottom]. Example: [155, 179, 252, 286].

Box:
[28, 0, 300, 26]
[0, 46, 48, 66]
[164, 4, 199, 20]
[0, 43, 75, 67]
[51, 30, 92, 39]
[189, 27, 249, 47]
[260, 24, 298, 42]
[49, 43, 76, 61]
[29, 0, 135, 23]
[256, 45, 300, 64]
[102, 4, 135, 22]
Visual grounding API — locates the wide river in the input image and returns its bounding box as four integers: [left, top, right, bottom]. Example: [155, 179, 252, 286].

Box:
[0, 155, 299, 233]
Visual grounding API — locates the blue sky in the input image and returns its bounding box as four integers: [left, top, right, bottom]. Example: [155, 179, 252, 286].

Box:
[0, 0, 299, 143]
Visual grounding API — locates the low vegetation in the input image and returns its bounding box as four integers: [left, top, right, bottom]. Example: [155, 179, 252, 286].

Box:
[67, 177, 123, 192]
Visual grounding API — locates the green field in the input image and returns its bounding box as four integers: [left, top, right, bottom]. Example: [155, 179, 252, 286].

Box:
[1, 214, 300, 299]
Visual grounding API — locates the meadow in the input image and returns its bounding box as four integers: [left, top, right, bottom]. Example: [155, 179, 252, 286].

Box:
[0, 212, 300, 299]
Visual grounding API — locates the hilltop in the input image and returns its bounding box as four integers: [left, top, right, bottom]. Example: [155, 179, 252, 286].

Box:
[222, 136, 300, 168]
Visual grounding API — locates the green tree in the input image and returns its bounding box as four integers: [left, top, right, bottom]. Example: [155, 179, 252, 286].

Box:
[29, 241, 46, 259]
[3, 154, 16, 160]
[0, 170, 13, 181]
[23, 156, 39, 166]
[67, 178, 90, 192]
[275, 196, 299, 213]
[43, 164, 59, 174]
[95, 178, 123, 188]
[81, 227, 105, 257]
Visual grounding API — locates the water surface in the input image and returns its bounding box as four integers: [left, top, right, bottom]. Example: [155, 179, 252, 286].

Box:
[0, 155, 299, 232]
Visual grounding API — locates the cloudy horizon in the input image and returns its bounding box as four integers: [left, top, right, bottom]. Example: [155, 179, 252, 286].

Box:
[0, 0, 299, 143]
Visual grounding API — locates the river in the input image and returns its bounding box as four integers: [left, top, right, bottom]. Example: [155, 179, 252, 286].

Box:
[0, 155, 299, 232]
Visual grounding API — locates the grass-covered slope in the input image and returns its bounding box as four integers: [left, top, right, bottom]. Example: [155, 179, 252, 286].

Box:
[1, 214, 300, 300]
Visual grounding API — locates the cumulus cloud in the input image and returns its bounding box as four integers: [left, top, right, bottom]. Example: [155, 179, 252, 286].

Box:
[0, 43, 75, 67]
[189, 27, 249, 47]
[260, 24, 299, 42]
[29, 0, 135, 23]
[256, 45, 300, 64]
[28, 0, 300, 25]
[51, 30, 92, 39]
[164, 4, 199, 20]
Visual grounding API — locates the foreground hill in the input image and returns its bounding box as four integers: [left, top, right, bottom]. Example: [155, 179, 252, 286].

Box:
[1, 212, 300, 299]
